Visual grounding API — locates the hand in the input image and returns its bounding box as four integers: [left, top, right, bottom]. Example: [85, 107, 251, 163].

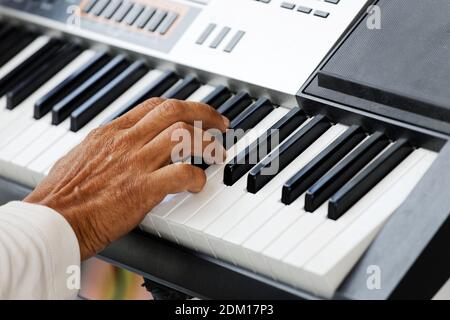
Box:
[24, 98, 229, 260]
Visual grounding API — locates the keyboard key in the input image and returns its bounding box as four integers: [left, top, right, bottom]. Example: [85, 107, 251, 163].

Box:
[6, 43, 83, 110]
[229, 97, 274, 132]
[247, 115, 331, 194]
[328, 139, 413, 220]
[52, 55, 130, 125]
[135, 7, 156, 29]
[0, 28, 36, 68]
[146, 9, 168, 32]
[217, 91, 253, 121]
[34, 51, 111, 119]
[282, 125, 366, 204]
[103, 70, 179, 123]
[200, 85, 232, 109]
[0, 39, 63, 97]
[70, 60, 148, 131]
[224, 107, 307, 186]
[305, 131, 389, 212]
[162, 75, 200, 100]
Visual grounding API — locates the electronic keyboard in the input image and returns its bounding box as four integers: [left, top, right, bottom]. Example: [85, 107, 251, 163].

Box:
[0, 0, 449, 299]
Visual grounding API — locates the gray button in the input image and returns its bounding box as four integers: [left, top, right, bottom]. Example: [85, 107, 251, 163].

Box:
[158, 12, 179, 35]
[258, 0, 271, 3]
[280, 2, 295, 10]
[196, 23, 216, 45]
[83, 0, 98, 13]
[146, 9, 168, 32]
[297, 6, 312, 14]
[91, 0, 110, 16]
[325, 0, 340, 4]
[314, 10, 330, 18]
[101, 0, 122, 19]
[224, 30, 245, 53]
[209, 26, 231, 49]
[135, 7, 156, 29]
[124, 3, 144, 25]
[113, 1, 133, 22]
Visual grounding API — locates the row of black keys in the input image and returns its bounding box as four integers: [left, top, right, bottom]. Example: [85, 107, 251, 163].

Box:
[224, 109, 414, 220]
[0, 25, 271, 133]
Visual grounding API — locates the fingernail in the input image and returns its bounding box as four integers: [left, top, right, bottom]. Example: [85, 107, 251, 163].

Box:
[222, 115, 230, 128]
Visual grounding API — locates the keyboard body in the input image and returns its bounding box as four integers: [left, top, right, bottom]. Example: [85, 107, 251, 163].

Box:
[0, 0, 449, 299]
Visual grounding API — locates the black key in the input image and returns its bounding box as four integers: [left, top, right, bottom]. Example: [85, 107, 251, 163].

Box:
[102, 70, 179, 124]
[6, 43, 83, 109]
[0, 28, 37, 68]
[52, 55, 130, 125]
[282, 125, 366, 205]
[217, 91, 253, 121]
[247, 115, 331, 194]
[0, 39, 64, 97]
[224, 107, 307, 186]
[305, 131, 389, 212]
[328, 139, 413, 220]
[201, 85, 232, 109]
[70, 60, 148, 131]
[162, 75, 200, 100]
[229, 97, 274, 131]
[34, 52, 111, 119]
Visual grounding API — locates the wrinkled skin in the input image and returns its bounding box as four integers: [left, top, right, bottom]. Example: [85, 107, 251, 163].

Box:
[25, 98, 229, 260]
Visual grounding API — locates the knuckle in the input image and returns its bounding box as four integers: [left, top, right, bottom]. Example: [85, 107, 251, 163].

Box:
[171, 121, 190, 132]
[143, 97, 164, 110]
[158, 99, 184, 118]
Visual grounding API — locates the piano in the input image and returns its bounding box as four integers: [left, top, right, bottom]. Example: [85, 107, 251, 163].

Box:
[0, 0, 449, 299]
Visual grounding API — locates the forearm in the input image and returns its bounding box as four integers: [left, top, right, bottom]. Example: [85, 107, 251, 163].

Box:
[0, 201, 80, 299]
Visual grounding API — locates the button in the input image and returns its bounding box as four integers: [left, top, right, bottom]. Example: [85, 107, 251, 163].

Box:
[280, 2, 295, 10]
[83, 0, 98, 13]
[258, 0, 271, 3]
[146, 9, 168, 32]
[135, 7, 156, 29]
[297, 6, 312, 14]
[113, 1, 133, 22]
[101, 0, 122, 19]
[123, 3, 144, 25]
[90, 0, 111, 16]
[209, 26, 231, 49]
[158, 11, 179, 35]
[314, 10, 330, 18]
[224, 30, 245, 53]
[196, 23, 216, 45]
[325, 0, 340, 4]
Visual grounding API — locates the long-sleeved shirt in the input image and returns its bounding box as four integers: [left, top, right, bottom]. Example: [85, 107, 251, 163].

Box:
[0, 201, 80, 299]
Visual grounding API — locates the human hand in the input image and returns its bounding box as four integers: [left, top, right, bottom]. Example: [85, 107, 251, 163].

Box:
[24, 98, 229, 260]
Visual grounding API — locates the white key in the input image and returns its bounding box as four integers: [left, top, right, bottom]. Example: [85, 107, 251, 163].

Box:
[281, 148, 435, 297]
[147, 108, 288, 243]
[220, 125, 347, 267]
[302, 150, 437, 298]
[140, 85, 216, 236]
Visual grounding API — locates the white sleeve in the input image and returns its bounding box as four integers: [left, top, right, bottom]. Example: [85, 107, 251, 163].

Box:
[0, 201, 80, 300]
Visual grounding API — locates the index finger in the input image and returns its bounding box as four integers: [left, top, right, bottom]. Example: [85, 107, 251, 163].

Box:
[130, 99, 229, 140]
